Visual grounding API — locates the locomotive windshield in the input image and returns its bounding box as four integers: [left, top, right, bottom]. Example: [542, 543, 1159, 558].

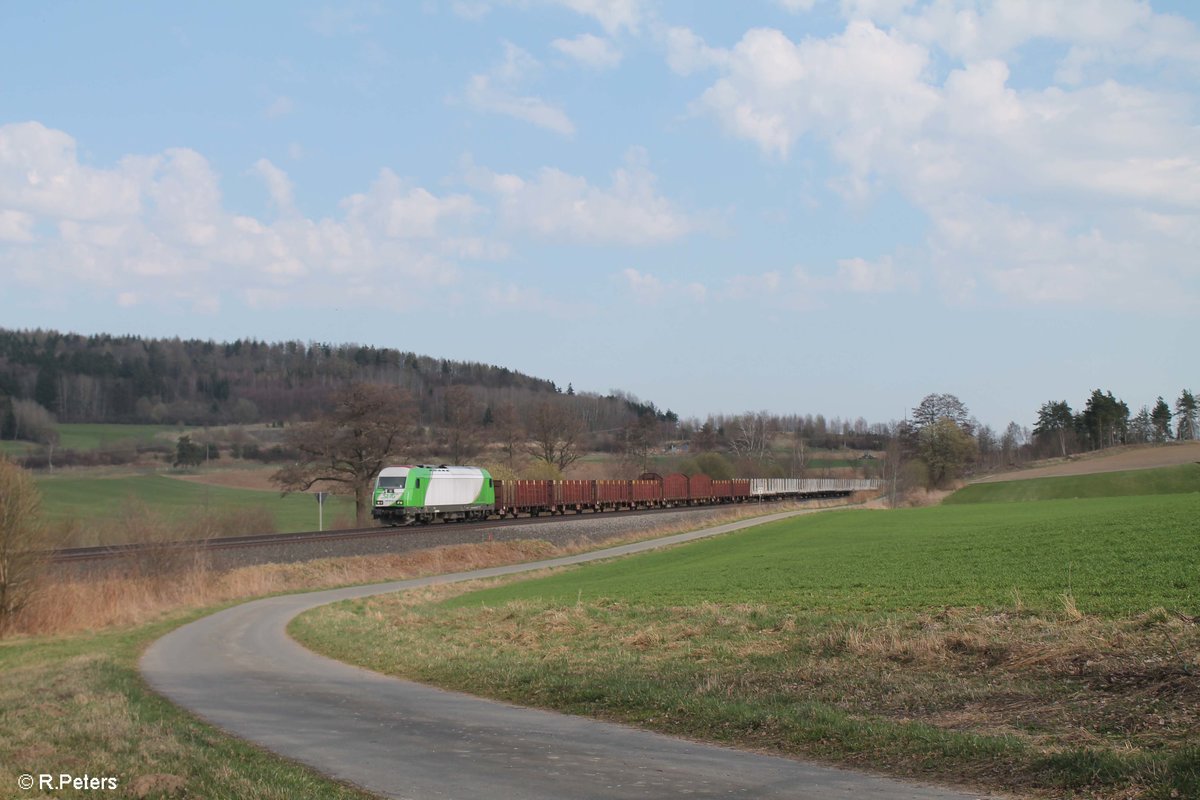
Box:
[378, 476, 406, 489]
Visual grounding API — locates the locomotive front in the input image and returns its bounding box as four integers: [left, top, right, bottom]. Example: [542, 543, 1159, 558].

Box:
[372, 465, 414, 525]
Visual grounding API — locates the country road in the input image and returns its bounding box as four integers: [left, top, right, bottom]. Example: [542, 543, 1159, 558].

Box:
[141, 510, 992, 800]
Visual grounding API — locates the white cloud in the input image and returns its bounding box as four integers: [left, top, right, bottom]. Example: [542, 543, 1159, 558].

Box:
[252, 158, 295, 215]
[663, 26, 728, 76]
[675, 17, 1200, 309]
[774, 0, 819, 12]
[835, 256, 915, 293]
[0, 121, 144, 221]
[0, 123, 503, 314]
[622, 268, 665, 302]
[467, 148, 698, 244]
[462, 42, 576, 135]
[695, 22, 938, 163]
[342, 169, 479, 238]
[552, 33, 623, 69]
[263, 96, 295, 119]
[0, 210, 34, 242]
[884, 0, 1200, 79]
[555, 0, 645, 34]
[619, 268, 711, 305]
[451, 0, 647, 33]
[1, 123, 706, 319]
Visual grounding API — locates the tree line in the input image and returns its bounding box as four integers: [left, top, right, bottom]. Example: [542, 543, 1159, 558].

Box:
[1033, 390, 1198, 456]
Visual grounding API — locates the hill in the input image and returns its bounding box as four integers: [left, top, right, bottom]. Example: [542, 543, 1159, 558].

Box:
[0, 327, 562, 428]
[972, 440, 1200, 483]
[948, 462, 1200, 504]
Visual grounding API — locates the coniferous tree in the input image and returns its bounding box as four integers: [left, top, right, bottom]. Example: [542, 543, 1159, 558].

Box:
[1151, 397, 1173, 443]
[1177, 390, 1198, 440]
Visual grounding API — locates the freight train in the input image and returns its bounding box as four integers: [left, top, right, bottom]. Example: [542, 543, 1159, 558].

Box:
[371, 464, 881, 526]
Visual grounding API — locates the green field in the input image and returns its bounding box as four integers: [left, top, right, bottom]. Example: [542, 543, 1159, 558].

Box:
[55, 422, 188, 451]
[294, 468, 1200, 797]
[36, 473, 354, 541]
[948, 463, 1200, 504]
[444, 493, 1197, 617]
[3, 422, 189, 454]
[0, 439, 34, 456]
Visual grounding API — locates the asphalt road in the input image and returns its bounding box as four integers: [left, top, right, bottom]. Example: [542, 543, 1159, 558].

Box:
[141, 510, 991, 800]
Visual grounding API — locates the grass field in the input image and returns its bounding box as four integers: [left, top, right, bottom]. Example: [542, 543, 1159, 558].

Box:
[949, 463, 1200, 504]
[3, 422, 188, 454]
[0, 613, 382, 800]
[294, 470, 1200, 798]
[1, 506, 821, 798]
[36, 473, 354, 543]
[55, 423, 187, 451]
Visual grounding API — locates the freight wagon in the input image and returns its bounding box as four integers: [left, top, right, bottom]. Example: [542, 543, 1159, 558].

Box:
[373, 466, 881, 526]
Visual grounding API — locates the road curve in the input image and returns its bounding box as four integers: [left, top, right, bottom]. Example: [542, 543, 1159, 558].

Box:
[142, 510, 990, 800]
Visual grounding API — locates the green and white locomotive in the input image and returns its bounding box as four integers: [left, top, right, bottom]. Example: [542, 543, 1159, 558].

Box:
[371, 465, 495, 525]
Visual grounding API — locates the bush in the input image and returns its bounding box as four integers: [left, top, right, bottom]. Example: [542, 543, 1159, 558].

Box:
[0, 457, 46, 631]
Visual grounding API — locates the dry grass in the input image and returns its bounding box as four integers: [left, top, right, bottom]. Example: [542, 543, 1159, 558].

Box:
[301, 591, 1200, 796]
[6, 500, 837, 638]
[49, 497, 280, 550]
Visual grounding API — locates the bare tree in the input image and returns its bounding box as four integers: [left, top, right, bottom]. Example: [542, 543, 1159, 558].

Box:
[490, 402, 524, 469]
[527, 399, 584, 472]
[787, 427, 809, 478]
[0, 457, 45, 631]
[691, 419, 719, 453]
[272, 384, 418, 525]
[11, 399, 59, 445]
[728, 411, 773, 462]
[619, 414, 658, 475]
[442, 385, 481, 464]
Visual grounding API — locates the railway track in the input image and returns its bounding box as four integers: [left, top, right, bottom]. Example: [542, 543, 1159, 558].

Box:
[47, 501, 793, 565]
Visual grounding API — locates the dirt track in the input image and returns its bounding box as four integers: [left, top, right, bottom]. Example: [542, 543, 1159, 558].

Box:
[974, 441, 1200, 483]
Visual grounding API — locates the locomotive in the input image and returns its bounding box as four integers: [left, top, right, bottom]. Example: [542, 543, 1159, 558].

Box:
[371, 464, 881, 526]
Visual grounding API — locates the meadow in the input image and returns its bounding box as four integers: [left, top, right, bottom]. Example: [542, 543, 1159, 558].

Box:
[947, 463, 1200, 504]
[293, 469, 1200, 798]
[36, 473, 354, 545]
[0, 422, 187, 456]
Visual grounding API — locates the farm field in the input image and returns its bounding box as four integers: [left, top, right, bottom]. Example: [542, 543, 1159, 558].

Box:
[948, 462, 1200, 504]
[36, 473, 353, 544]
[973, 440, 1200, 483]
[294, 468, 1200, 798]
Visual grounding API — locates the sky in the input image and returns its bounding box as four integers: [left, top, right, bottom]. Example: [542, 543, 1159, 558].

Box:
[1, 1, 1197, 430]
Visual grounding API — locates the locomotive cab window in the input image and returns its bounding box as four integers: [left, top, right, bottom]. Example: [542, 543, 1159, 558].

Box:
[378, 477, 406, 489]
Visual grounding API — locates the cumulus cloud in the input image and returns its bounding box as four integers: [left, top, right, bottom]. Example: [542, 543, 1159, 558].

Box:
[466, 147, 698, 244]
[456, 0, 646, 33]
[0, 210, 34, 242]
[252, 158, 295, 214]
[0, 121, 144, 220]
[552, 33, 623, 69]
[462, 42, 576, 135]
[0, 123, 503, 313]
[774, 0, 819, 12]
[674, 12, 1200, 309]
[1, 124, 708, 316]
[663, 26, 729, 75]
[555, 0, 645, 34]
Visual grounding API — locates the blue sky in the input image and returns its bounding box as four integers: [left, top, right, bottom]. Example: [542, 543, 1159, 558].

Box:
[2, 1, 1197, 430]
